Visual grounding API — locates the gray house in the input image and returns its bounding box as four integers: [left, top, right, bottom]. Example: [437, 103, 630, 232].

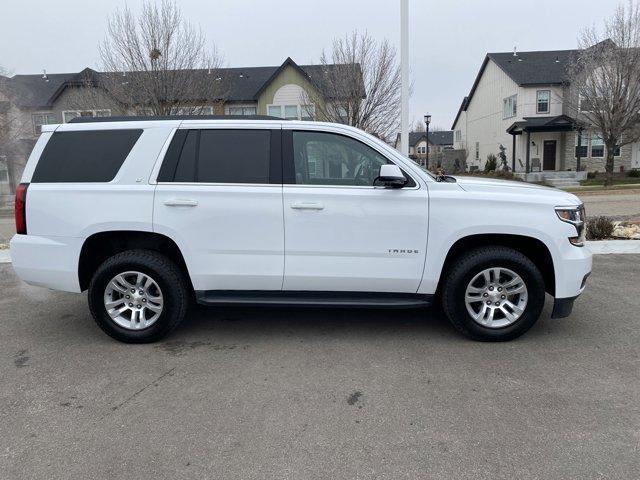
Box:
[394, 130, 454, 162]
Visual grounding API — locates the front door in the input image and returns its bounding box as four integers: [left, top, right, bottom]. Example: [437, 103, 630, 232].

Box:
[543, 140, 557, 170]
[153, 126, 284, 292]
[282, 128, 429, 293]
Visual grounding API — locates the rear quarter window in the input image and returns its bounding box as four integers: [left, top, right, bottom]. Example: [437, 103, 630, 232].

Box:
[32, 129, 143, 182]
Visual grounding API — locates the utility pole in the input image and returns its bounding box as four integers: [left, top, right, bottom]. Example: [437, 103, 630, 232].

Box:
[400, 0, 409, 156]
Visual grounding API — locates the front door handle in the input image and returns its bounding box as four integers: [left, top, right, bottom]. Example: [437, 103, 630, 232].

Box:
[164, 198, 198, 207]
[290, 201, 324, 210]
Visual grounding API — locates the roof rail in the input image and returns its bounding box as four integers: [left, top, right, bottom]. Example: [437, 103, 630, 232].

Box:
[68, 114, 283, 123]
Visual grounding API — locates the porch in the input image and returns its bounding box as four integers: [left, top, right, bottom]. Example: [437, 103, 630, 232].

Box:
[507, 115, 584, 178]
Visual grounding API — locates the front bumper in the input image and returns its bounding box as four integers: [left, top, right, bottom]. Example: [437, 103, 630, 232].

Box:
[551, 242, 592, 318]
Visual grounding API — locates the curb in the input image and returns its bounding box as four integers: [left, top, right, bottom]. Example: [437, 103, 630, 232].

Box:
[586, 240, 640, 254]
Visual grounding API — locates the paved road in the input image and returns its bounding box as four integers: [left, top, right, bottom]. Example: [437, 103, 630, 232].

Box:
[576, 189, 640, 220]
[1, 256, 639, 479]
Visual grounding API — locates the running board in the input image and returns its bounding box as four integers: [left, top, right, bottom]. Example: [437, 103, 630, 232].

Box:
[195, 291, 434, 309]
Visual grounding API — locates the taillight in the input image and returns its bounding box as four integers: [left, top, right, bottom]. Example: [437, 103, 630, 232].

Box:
[15, 183, 29, 235]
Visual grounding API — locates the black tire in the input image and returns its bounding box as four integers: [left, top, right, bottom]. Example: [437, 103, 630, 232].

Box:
[88, 249, 189, 343]
[441, 246, 545, 341]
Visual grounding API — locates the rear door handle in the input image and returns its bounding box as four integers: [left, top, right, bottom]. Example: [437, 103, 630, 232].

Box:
[290, 201, 324, 210]
[164, 198, 198, 207]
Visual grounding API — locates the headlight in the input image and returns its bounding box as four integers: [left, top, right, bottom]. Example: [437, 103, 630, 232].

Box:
[555, 205, 586, 247]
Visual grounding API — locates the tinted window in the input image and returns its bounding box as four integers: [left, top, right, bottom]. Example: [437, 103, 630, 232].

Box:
[198, 130, 270, 184]
[32, 129, 142, 182]
[174, 130, 198, 182]
[292, 131, 413, 187]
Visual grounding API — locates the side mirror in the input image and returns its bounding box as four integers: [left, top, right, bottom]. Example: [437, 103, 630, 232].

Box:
[376, 164, 407, 188]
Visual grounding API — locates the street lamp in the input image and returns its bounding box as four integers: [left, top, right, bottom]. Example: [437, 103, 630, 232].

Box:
[424, 114, 432, 169]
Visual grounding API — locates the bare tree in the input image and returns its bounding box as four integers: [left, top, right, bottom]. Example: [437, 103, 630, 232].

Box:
[303, 31, 401, 140]
[567, 0, 640, 186]
[98, 0, 227, 115]
[411, 119, 425, 132]
[0, 65, 30, 194]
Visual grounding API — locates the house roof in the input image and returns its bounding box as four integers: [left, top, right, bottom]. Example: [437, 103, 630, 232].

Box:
[487, 49, 576, 86]
[506, 115, 582, 134]
[451, 96, 469, 130]
[407, 130, 454, 147]
[0, 58, 358, 109]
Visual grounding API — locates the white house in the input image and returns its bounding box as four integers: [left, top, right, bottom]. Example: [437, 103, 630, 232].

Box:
[452, 48, 640, 175]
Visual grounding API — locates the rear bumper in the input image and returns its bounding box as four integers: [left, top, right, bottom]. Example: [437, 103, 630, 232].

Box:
[10, 234, 82, 293]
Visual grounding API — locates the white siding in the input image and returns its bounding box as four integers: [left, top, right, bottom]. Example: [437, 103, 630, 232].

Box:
[459, 59, 565, 171]
[463, 60, 519, 169]
[519, 86, 564, 117]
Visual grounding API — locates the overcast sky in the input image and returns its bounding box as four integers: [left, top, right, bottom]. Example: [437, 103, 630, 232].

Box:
[0, 0, 620, 129]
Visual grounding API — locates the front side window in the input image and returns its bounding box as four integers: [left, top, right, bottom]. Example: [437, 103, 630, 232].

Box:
[591, 134, 604, 158]
[292, 131, 397, 186]
[32, 112, 57, 134]
[502, 94, 517, 119]
[536, 90, 550, 113]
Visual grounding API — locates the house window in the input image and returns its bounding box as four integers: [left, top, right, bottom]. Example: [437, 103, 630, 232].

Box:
[417, 145, 426, 154]
[228, 106, 257, 116]
[267, 104, 315, 120]
[475, 142, 480, 160]
[591, 134, 604, 158]
[575, 131, 588, 158]
[62, 109, 111, 123]
[612, 145, 621, 157]
[536, 90, 550, 114]
[455, 130, 461, 142]
[502, 94, 517, 119]
[32, 112, 57, 134]
[169, 106, 214, 115]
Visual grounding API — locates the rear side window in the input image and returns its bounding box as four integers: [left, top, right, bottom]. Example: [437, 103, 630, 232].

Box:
[198, 130, 270, 184]
[159, 129, 274, 184]
[32, 129, 142, 182]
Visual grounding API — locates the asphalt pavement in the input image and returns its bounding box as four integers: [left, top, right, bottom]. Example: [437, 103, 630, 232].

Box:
[0, 256, 639, 479]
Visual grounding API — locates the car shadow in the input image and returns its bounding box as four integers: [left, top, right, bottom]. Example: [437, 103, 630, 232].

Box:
[173, 303, 459, 341]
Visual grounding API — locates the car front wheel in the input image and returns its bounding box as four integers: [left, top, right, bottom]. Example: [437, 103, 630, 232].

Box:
[442, 246, 545, 341]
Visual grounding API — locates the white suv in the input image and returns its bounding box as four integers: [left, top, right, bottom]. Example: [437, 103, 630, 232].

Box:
[10, 117, 592, 343]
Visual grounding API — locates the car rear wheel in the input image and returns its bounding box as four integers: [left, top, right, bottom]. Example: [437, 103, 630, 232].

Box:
[442, 246, 545, 341]
[88, 249, 189, 343]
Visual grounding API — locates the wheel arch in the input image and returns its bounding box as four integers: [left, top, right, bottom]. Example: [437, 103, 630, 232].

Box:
[437, 233, 556, 297]
[78, 230, 192, 292]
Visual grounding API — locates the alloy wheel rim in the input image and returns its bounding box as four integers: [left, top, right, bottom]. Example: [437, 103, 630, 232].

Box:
[103, 271, 164, 330]
[464, 267, 528, 329]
